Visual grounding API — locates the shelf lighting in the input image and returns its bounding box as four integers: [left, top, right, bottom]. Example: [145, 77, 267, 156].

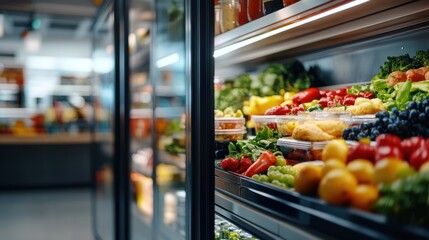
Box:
[156, 53, 179, 68]
[214, 0, 369, 58]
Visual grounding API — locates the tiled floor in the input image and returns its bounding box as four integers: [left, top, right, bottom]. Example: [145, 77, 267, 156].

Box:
[0, 188, 93, 240]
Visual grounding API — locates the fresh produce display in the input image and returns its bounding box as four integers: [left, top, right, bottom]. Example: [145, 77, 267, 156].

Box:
[215, 108, 245, 130]
[251, 165, 296, 189]
[214, 215, 259, 240]
[215, 60, 318, 112]
[291, 136, 429, 221]
[369, 49, 429, 110]
[343, 98, 429, 140]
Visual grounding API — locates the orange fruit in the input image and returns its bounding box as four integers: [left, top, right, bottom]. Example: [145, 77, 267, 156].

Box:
[322, 139, 349, 163]
[322, 159, 346, 177]
[347, 159, 375, 184]
[350, 185, 379, 211]
[294, 164, 322, 195]
[318, 169, 358, 205]
[375, 158, 409, 184]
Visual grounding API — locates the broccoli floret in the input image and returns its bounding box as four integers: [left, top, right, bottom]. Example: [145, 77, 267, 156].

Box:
[413, 49, 429, 68]
[375, 54, 415, 79]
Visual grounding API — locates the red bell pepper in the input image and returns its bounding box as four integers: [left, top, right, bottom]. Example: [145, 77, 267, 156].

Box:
[409, 140, 429, 170]
[343, 94, 357, 106]
[265, 106, 290, 115]
[347, 142, 376, 163]
[220, 157, 240, 171]
[244, 151, 277, 177]
[235, 157, 253, 174]
[292, 88, 321, 104]
[401, 136, 425, 160]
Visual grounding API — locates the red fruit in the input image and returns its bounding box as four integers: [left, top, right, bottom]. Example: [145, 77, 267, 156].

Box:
[406, 69, 425, 82]
[425, 71, 429, 80]
[292, 88, 321, 104]
[318, 97, 330, 108]
[387, 71, 406, 86]
[376, 134, 401, 148]
[401, 137, 425, 160]
[375, 145, 403, 162]
[265, 106, 290, 115]
[343, 94, 357, 106]
[235, 157, 253, 174]
[335, 88, 347, 96]
[220, 157, 240, 171]
[347, 142, 376, 163]
[409, 140, 429, 170]
[358, 91, 374, 99]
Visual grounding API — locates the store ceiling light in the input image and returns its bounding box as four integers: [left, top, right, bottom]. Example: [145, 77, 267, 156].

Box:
[156, 53, 179, 68]
[214, 0, 369, 58]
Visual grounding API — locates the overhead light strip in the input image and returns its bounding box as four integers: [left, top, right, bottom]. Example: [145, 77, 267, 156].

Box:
[214, 0, 369, 58]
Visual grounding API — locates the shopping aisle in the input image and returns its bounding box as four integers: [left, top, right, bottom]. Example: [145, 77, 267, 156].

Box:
[0, 188, 92, 240]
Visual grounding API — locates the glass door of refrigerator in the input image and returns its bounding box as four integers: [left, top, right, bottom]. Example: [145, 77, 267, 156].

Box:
[92, 6, 115, 240]
[128, 0, 155, 239]
[152, 1, 186, 239]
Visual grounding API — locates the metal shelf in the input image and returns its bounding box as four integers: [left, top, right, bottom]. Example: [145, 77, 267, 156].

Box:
[214, 0, 429, 68]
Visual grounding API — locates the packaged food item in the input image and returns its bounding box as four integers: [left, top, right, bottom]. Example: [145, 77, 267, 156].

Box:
[277, 138, 327, 164]
[275, 115, 300, 136]
[215, 129, 246, 141]
[220, 0, 237, 33]
[295, 111, 351, 139]
[251, 115, 277, 133]
[247, 0, 263, 21]
[236, 0, 248, 26]
[263, 0, 283, 15]
[215, 117, 245, 130]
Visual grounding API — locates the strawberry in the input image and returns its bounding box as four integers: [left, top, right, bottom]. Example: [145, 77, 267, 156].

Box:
[235, 157, 253, 174]
[220, 157, 240, 171]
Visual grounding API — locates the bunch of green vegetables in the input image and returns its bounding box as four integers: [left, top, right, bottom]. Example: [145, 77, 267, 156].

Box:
[374, 172, 429, 227]
[372, 49, 429, 80]
[227, 126, 281, 162]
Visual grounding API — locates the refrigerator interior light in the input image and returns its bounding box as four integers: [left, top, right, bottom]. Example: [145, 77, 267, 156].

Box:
[0, 14, 3, 38]
[214, 0, 370, 58]
[156, 53, 179, 68]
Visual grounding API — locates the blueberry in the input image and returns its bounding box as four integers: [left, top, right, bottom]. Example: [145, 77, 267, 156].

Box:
[349, 132, 356, 140]
[376, 111, 384, 119]
[391, 107, 399, 116]
[351, 126, 359, 133]
[418, 102, 425, 112]
[408, 101, 417, 110]
[357, 133, 366, 139]
[399, 110, 409, 120]
[361, 123, 368, 130]
[425, 106, 429, 116]
[372, 129, 380, 136]
[387, 124, 396, 133]
[410, 109, 419, 121]
[423, 98, 429, 107]
[419, 113, 426, 123]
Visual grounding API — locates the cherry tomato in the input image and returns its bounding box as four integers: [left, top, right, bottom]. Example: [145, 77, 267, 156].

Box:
[343, 94, 357, 106]
[335, 88, 347, 96]
[318, 97, 330, 108]
[358, 91, 374, 99]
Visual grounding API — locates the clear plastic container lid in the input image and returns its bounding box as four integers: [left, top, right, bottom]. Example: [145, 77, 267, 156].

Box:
[215, 128, 246, 135]
[298, 111, 352, 122]
[350, 114, 377, 125]
[215, 117, 245, 124]
[251, 115, 277, 123]
[277, 137, 328, 150]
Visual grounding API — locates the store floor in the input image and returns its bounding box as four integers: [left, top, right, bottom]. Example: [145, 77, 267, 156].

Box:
[0, 188, 93, 240]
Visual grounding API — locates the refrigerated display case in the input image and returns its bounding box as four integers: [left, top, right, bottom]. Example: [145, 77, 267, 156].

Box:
[92, 0, 214, 239]
[214, 0, 429, 239]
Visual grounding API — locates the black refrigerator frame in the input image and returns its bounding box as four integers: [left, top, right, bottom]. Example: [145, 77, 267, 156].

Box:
[91, 0, 215, 239]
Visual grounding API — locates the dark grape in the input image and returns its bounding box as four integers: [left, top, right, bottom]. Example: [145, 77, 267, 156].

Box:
[387, 124, 396, 133]
[391, 107, 399, 116]
[419, 113, 426, 123]
[422, 99, 429, 107]
[408, 101, 417, 110]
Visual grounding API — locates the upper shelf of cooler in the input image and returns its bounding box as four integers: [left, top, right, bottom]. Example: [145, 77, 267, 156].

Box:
[214, 0, 429, 68]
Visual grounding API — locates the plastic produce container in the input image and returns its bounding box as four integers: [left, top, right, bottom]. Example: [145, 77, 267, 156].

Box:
[349, 114, 377, 127]
[215, 128, 246, 141]
[251, 115, 277, 133]
[215, 117, 245, 130]
[277, 138, 327, 164]
[275, 115, 301, 136]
